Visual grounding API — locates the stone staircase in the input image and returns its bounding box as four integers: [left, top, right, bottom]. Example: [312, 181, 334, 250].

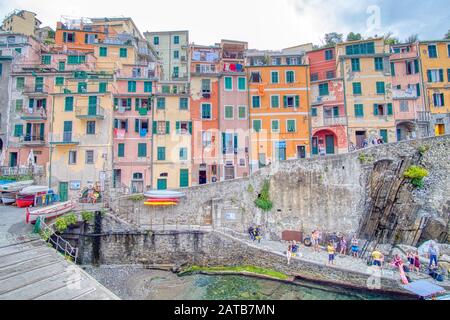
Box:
[0, 236, 119, 300]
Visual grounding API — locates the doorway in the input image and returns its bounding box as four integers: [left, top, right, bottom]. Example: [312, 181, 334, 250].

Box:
[312, 137, 319, 155]
[199, 170, 207, 185]
[325, 135, 335, 154]
[59, 182, 69, 202]
[297, 146, 306, 159]
[224, 166, 235, 180]
[355, 131, 366, 149]
[435, 124, 445, 136]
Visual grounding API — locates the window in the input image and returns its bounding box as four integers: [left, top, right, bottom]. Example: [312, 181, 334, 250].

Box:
[286, 71, 295, 83]
[55, 77, 64, 86]
[271, 71, 279, 84]
[99, 47, 107, 57]
[448, 44, 450, 57]
[448, 69, 450, 82]
[311, 108, 317, 117]
[271, 120, 280, 133]
[201, 103, 212, 119]
[252, 96, 260, 108]
[128, 81, 136, 93]
[433, 93, 445, 107]
[68, 151, 77, 165]
[253, 120, 262, 133]
[345, 42, 375, 55]
[224, 77, 233, 90]
[202, 131, 212, 147]
[428, 45, 437, 58]
[326, 71, 335, 79]
[179, 148, 188, 161]
[138, 143, 147, 157]
[173, 66, 179, 78]
[400, 100, 409, 112]
[16, 77, 25, 90]
[58, 61, 65, 71]
[325, 49, 334, 60]
[157, 97, 166, 109]
[250, 71, 261, 83]
[15, 99, 23, 111]
[157, 147, 166, 161]
[85, 151, 94, 164]
[41, 55, 51, 65]
[120, 48, 128, 58]
[65, 97, 74, 111]
[143, 82, 152, 93]
[224, 106, 234, 119]
[117, 144, 125, 157]
[78, 82, 87, 93]
[176, 121, 191, 135]
[174, 50, 179, 59]
[68, 55, 85, 64]
[179, 98, 189, 110]
[14, 124, 23, 137]
[351, 58, 360, 72]
[353, 82, 362, 95]
[283, 95, 299, 108]
[319, 83, 329, 96]
[374, 57, 384, 71]
[354, 104, 364, 117]
[416, 83, 421, 97]
[373, 103, 393, 116]
[153, 36, 159, 45]
[287, 120, 296, 133]
[86, 121, 96, 135]
[391, 62, 395, 76]
[238, 106, 247, 119]
[238, 77, 246, 91]
[201, 79, 211, 92]
[380, 130, 388, 144]
[174, 35, 180, 44]
[271, 95, 280, 108]
[376, 82, 385, 95]
[99, 82, 107, 93]
[427, 69, 444, 82]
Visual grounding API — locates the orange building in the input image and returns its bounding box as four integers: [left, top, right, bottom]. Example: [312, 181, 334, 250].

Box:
[246, 46, 312, 171]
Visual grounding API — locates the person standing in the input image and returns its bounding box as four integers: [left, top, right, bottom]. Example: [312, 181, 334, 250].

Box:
[327, 242, 336, 265]
[286, 242, 292, 265]
[339, 237, 348, 256]
[248, 226, 255, 241]
[255, 226, 262, 244]
[351, 236, 359, 258]
[413, 251, 421, 274]
[372, 250, 384, 269]
[428, 243, 439, 269]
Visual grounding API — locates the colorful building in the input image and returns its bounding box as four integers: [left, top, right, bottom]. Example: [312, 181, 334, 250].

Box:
[145, 31, 189, 82]
[1, 10, 41, 37]
[306, 46, 348, 155]
[418, 40, 450, 136]
[190, 44, 221, 185]
[337, 38, 396, 148]
[219, 40, 250, 180]
[390, 42, 430, 140]
[246, 46, 311, 171]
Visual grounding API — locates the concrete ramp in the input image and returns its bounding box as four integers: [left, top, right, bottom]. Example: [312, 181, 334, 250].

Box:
[0, 237, 119, 300]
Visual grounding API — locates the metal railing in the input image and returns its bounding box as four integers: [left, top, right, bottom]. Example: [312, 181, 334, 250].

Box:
[75, 105, 105, 119]
[0, 165, 45, 176]
[323, 116, 348, 126]
[20, 107, 47, 119]
[19, 135, 46, 145]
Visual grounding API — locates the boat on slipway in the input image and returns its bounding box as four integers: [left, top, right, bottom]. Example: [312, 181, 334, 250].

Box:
[16, 186, 56, 208]
[144, 190, 186, 199]
[0, 180, 34, 204]
[26, 201, 76, 224]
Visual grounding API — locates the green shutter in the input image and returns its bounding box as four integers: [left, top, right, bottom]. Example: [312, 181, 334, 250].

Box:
[55, 76, 64, 86]
[387, 103, 393, 115]
[144, 82, 152, 93]
[120, 48, 127, 58]
[414, 60, 419, 74]
[65, 97, 74, 111]
[138, 143, 147, 157]
[374, 104, 379, 116]
[176, 121, 180, 133]
[391, 63, 395, 76]
[135, 119, 140, 133]
[189, 122, 193, 135]
[14, 124, 23, 137]
[295, 95, 300, 107]
[312, 108, 317, 117]
[99, 47, 107, 57]
[180, 169, 189, 188]
[118, 144, 125, 157]
[166, 121, 170, 134]
[99, 82, 107, 93]
[153, 121, 157, 134]
[283, 96, 287, 107]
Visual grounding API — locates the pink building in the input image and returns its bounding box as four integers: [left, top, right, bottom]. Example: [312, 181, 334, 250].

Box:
[113, 63, 157, 193]
[306, 47, 348, 155]
[390, 43, 430, 140]
[219, 40, 250, 180]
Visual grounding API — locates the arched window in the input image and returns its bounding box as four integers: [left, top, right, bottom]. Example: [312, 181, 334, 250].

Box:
[132, 173, 143, 180]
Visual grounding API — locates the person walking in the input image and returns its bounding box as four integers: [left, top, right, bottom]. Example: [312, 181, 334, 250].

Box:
[413, 251, 421, 274]
[372, 250, 384, 269]
[248, 226, 255, 241]
[312, 230, 320, 253]
[351, 236, 359, 258]
[255, 226, 262, 244]
[286, 242, 292, 265]
[428, 243, 439, 269]
[339, 237, 348, 256]
[327, 242, 336, 265]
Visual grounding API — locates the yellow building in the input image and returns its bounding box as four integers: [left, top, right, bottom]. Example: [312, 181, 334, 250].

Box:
[337, 38, 396, 148]
[152, 82, 192, 190]
[419, 40, 450, 136]
[1, 10, 41, 37]
[49, 60, 115, 201]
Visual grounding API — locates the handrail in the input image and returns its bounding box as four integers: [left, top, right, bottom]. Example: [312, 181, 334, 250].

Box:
[35, 217, 79, 263]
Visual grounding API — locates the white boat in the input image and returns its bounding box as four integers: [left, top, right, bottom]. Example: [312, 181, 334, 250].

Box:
[19, 185, 50, 196]
[0, 180, 34, 192]
[2, 192, 17, 205]
[144, 190, 186, 199]
[26, 201, 76, 224]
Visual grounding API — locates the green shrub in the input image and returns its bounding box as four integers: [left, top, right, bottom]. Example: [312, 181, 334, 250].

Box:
[404, 166, 429, 188]
[358, 153, 374, 164]
[418, 145, 430, 156]
[254, 180, 273, 212]
[55, 217, 68, 233]
[64, 213, 78, 226]
[81, 211, 94, 222]
[129, 194, 145, 202]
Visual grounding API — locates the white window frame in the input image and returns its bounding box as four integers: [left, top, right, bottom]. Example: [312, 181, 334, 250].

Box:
[286, 119, 297, 133]
[238, 105, 247, 120]
[68, 150, 77, 165]
[85, 150, 95, 164]
[285, 70, 296, 84]
[271, 70, 279, 84]
[428, 44, 438, 58]
[252, 119, 262, 133]
[237, 77, 247, 91]
[251, 95, 261, 109]
[224, 105, 234, 120]
[271, 119, 280, 133]
[201, 103, 212, 120]
[270, 94, 280, 108]
[224, 76, 233, 91]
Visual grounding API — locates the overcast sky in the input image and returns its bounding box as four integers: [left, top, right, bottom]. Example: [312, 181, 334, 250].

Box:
[0, 0, 448, 49]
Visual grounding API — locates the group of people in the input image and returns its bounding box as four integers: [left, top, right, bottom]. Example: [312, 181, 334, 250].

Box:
[248, 225, 262, 244]
[361, 136, 385, 149]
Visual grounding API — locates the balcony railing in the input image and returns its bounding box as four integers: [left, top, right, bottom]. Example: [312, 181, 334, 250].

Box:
[20, 107, 47, 120]
[50, 132, 79, 145]
[75, 105, 105, 120]
[0, 166, 45, 177]
[417, 111, 431, 123]
[20, 135, 46, 146]
[222, 52, 245, 60]
[22, 84, 50, 95]
[392, 88, 418, 100]
[323, 117, 348, 127]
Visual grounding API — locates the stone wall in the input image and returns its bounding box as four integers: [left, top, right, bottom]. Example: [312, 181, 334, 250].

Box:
[111, 135, 450, 245]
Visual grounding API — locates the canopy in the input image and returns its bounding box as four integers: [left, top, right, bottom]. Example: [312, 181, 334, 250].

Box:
[402, 280, 445, 298]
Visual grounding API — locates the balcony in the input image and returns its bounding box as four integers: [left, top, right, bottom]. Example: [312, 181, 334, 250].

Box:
[323, 117, 348, 127]
[392, 88, 418, 100]
[75, 105, 105, 120]
[222, 51, 245, 60]
[22, 84, 50, 96]
[50, 132, 79, 146]
[19, 135, 46, 146]
[417, 111, 431, 123]
[20, 108, 47, 121]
